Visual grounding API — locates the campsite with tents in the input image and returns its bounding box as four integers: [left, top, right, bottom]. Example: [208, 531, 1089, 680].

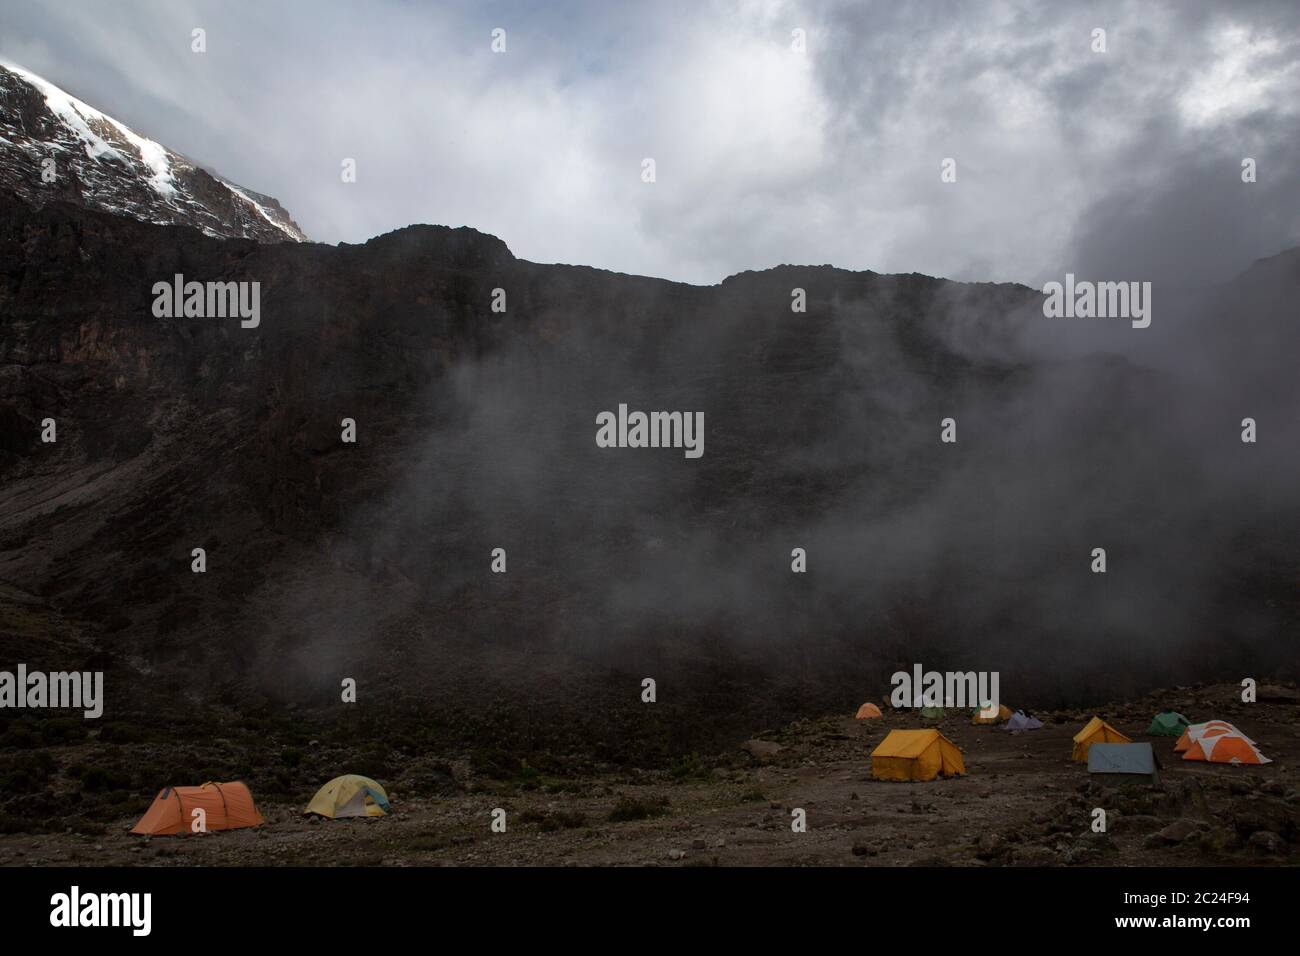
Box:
[0, 679, 1296, 867]
[3, 0, 1300, 892]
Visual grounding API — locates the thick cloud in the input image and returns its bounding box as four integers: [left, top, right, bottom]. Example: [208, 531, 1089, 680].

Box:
[1, 0, 1295, 285]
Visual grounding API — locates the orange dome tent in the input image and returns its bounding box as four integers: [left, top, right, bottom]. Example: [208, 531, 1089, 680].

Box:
[971, 703, 1013, 725]
[1179, 722, 1270, 765]
[131, 781, 264, 836]
[855, 702, 883, 719]
[1174, 720, 1255, 753]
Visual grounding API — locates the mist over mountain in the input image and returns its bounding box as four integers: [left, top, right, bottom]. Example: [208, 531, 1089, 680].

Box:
[1, 177, 1297, 734]
[0, 44, 1297, 747]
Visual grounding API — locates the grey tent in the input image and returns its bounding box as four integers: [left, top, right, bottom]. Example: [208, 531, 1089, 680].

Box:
[1002, 710, 1043, 731]
[1087, 742, 1160, 783]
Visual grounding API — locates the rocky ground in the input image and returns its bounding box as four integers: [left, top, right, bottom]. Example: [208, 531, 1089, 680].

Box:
[1, 681, 1296, 867]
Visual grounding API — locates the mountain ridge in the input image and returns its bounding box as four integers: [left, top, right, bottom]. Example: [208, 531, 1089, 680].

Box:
[2, 186, 1296, 723]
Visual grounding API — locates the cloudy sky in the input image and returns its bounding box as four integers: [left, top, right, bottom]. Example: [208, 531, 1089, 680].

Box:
[2, 0, 1297, 286]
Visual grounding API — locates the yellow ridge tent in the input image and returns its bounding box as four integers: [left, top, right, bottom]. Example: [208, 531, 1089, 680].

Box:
[1071, 716, 1130, 762]
[871, 729, 965, 781]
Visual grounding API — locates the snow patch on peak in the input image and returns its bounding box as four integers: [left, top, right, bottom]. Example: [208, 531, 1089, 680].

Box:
[223, 181, 279, 227]
[0, 59, 305, 242]
[104, 116, 175, 198]
[220, 180, 308, 242]
[0, 57, 175, 197]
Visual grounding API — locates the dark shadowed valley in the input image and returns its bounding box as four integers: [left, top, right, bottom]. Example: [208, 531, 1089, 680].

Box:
[1, 188, 1298, 865]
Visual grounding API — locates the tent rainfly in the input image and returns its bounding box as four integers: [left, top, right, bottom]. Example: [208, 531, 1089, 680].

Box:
[1072, 717, 1131, 762]
[1178, 723, 1271, 765]
[132, 781, 264, 836]
[871, 729, 965, 782]
[1087, 742, 1160, 783]
[304, 775, 392, 819]
[1002, 710, 1043, 731]
[971, 703, 1013, 725]
[1144, 711, 1191, 737]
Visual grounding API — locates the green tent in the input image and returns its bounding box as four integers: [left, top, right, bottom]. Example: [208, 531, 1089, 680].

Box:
[920, 706, 946, 719]
[1144, 711, 1190, 736]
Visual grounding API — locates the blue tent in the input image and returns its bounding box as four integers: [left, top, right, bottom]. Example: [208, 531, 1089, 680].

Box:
[1087, 742, 1160, 783]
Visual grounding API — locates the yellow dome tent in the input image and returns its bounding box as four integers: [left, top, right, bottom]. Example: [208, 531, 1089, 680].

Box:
[1071, 716, 1130, 762]
[304, 775, 392, 819]
[871, 729, 965, 781]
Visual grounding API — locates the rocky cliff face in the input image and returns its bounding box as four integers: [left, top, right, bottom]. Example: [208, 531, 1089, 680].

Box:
[0, 187, 1296, 716]
[0, 61, 306, 243]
